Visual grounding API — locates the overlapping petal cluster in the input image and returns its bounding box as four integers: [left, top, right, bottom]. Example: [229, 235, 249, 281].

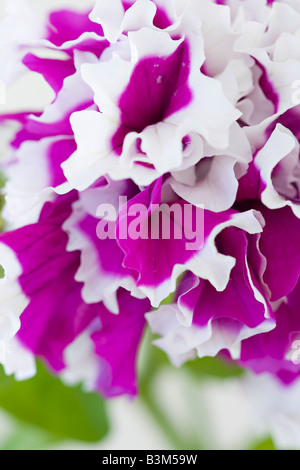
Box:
[1, 0, 300, 396]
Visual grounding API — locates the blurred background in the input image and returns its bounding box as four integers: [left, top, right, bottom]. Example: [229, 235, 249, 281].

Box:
[0, 0, 290, 451]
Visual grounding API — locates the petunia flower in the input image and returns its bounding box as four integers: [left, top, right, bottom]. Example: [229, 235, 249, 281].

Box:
[2, 0, 300, 414]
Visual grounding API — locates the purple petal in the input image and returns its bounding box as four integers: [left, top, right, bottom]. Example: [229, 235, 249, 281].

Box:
[182, 228, 269, 329]
[111, 40, 192, 154]
[240, 299, 300, 385]
[79, 213, 134, 278]
[11, 100, 93, 149]
[48, 139, 77, 187]
[0, 193, 97, 372]
[266, 107, 300, 142]
[236, 158, 267, 202]
[23, 54, 76, 95]
[258, 205, 300, 300]
[254, 59, 279, 114]
[116, 179, 206, 289]
[46, 9, 103, 47]
[92, 288, 151, 397]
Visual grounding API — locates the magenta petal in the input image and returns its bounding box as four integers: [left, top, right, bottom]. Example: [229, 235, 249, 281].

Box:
[266, 107, 300, 142]
[152, 4, 173, 29]
[185, 228, 268, 329]
[236, 159, 266, 202]
[92, 289, 151, 397]
[111, 40, 192, 154]
[122, 0, 173, 29]
[11, 100, 93, 149]
[258, 205, 300, 300]
[240, 299, 300, 385]
[23, 53, 76, 94]
[0, 194, 150, 396]
[176, 271, 201, 314]
[46, 9, 103, 47]
[0, 193, 97, 371]
[48, 138, 77, 187]
[79, 212, 134, 278]
[116, 179, 206, 288]
[254, 59, 279, 114]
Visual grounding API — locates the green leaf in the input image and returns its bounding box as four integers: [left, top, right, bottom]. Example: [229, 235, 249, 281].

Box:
[183, 355, 245, 379]
[0, 361, 109, 443]
[138, 329, 169, 386]
[139, 329, 244, 387]
[250, 436, 276, 450]
[2, 421, 61, 450]
[159, 292, 176, 306]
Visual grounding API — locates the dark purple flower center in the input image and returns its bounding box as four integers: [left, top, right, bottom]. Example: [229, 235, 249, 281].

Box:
[111, 41, 192, 155]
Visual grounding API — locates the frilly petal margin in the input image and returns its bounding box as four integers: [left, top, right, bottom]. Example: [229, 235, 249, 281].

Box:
[4, 0, 300, 406]
[146, 215, 275, 365]
[62, 182, 145, 313]
[62, 22, 240, 189]
[0, 243, 30, 378]
[0, 192, 152, 396]
[116, 178, 265, 307]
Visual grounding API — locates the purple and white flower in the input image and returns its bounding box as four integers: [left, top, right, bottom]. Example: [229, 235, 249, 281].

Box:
[1, 0, 300, 406]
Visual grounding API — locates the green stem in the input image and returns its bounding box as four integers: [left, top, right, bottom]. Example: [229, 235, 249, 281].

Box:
[139, 383, 200, 450]
[138, 327, 202, 450]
